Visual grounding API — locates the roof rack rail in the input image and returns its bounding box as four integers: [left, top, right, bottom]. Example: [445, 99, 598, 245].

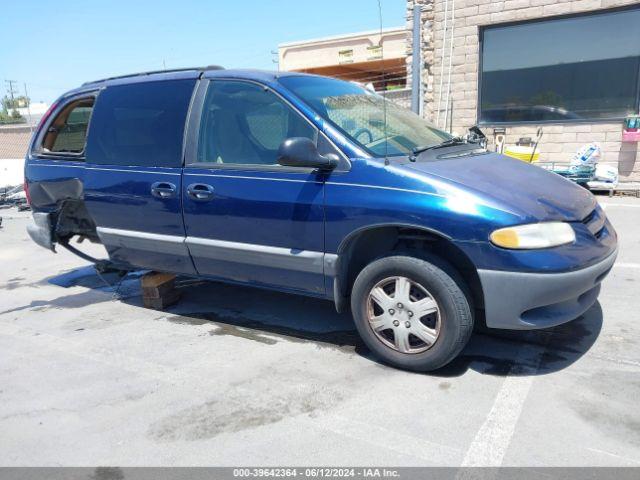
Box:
[82, 65, 224, 86]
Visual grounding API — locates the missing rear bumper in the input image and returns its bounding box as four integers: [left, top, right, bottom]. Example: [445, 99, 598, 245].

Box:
[27, 212, 55, 251]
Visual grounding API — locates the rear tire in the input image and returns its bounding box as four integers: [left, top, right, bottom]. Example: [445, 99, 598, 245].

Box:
[350, 255, 473, 372]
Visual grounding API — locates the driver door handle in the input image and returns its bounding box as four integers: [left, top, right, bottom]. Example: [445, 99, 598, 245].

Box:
[187, 183, 215, 201]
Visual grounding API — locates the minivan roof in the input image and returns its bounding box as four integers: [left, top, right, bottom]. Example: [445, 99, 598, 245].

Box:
[66, 67, 316, 98]
[82, 65, 225, 86]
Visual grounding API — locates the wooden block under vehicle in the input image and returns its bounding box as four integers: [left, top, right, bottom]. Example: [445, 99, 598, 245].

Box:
[142, 290, 181, 310]
[141, 272, 181, 309]
[141, 272, 176, 289]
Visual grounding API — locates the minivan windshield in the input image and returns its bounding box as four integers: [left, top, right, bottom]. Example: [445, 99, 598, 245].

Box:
[279, 76, 452, 157]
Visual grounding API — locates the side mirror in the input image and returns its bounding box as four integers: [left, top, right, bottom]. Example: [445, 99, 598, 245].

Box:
[466, 125, 487, 148]
[277, 137, 339, 171]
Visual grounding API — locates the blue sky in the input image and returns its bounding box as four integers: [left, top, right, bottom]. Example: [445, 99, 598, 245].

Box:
[0, 0, 405, 104]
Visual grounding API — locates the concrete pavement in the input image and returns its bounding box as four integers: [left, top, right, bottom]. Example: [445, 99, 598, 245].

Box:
[0, 196, 639, 466]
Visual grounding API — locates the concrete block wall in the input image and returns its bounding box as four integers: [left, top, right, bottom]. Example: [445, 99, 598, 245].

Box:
[406, 0, 640, 180]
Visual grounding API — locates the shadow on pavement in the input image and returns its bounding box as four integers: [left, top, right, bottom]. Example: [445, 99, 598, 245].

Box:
[432, 302, 603, 377]
[38, 266, 603, 377]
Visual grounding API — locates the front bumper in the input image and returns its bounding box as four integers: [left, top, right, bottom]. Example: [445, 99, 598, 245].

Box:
[478, 248, 618, 330]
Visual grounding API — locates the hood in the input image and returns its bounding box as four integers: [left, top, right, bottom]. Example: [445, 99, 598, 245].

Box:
[404, 152, 595, 222]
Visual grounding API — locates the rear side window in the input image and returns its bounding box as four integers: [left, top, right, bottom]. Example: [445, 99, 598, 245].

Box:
[86, 79, 196, 167]
[41, 98, 94, 156]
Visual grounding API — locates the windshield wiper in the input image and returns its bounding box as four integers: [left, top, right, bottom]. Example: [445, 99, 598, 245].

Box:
[412, 136, 467, 156]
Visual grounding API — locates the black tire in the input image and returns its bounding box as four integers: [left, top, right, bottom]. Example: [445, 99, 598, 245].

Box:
[350, 255, 473, 372]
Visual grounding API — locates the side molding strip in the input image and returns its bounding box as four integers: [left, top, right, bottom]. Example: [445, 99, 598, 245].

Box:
[96, 227, 189, 256]
[96, 227, 337, 275]
[186, 236, 337, 275]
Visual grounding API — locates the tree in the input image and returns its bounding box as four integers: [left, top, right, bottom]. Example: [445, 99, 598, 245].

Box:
[0, 95, 26, 124]
[2, 95, 29, 111]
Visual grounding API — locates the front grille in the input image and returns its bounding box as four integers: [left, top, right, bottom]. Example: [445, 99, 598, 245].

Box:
[581, 209, 596, 225]
[581, 207, 606, 239]
[594, 227, 606, 239]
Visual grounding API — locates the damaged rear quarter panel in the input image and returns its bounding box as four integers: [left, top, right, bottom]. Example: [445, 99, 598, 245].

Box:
[25, 160, 85, 212]
[25, 159, 100, 245]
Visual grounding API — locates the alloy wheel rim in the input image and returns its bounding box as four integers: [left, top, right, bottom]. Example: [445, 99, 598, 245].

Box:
[366, 276, 441, 354]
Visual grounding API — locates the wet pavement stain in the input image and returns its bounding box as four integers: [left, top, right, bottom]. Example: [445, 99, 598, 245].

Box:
[209, 325, 278, 345]
[148, 385, 342, 441]
[44, 266, 139, 289]
[160, 311, 362, 353]
[160, 313, 211, 326]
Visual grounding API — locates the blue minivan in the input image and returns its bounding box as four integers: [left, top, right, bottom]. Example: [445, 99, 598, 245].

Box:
[25, 67, 617, 371]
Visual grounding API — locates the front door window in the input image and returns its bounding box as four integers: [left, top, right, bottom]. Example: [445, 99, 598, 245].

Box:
[197, 81, 317, 166]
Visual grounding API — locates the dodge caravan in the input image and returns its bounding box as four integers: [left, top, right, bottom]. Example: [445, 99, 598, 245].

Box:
[25, 67, 618, 371]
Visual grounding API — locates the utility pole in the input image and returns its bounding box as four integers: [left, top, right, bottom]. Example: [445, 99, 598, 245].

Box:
[411, 4, 422, 115]
[24, 83, 33, 129]
[5, 79, 18, 110]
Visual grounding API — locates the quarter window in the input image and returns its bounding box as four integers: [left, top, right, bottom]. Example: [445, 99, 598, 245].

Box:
[86, 79, 195, 167]
[41, 98, 94, 156]
[479, 7, 640, 123]
[197, 81, 317, 166]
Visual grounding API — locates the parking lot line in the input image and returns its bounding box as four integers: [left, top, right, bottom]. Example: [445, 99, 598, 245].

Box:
[588, 354, 640, 368]
[600, 203, 640, 208]
[308, 414, 462, 464]
[460, 344, 545, 467]
[587, 447, 640, 465]
[613, 263, 640, 269]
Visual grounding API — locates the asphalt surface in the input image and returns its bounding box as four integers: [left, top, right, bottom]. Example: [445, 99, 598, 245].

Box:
[0, 195, 639, 467]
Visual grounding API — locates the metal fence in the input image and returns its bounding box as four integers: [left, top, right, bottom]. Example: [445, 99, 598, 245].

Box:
[0, 124, 32, 160]
[381, 88, 411, 110]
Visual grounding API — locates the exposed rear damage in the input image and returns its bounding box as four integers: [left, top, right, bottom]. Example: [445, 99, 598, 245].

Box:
[26, 179, 105, 266]
[26, 177, 98, 245]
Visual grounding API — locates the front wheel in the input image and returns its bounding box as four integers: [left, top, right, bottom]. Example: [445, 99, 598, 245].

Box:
[350, 255, 473, 372]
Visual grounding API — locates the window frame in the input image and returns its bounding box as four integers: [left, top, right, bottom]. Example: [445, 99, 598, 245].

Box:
[32, 91, 98, 160]
[184, 78, 350, 172]
[477, 4, 640, 126]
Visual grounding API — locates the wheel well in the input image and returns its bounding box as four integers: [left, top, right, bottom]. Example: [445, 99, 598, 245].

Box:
[335, 226, 484, 311]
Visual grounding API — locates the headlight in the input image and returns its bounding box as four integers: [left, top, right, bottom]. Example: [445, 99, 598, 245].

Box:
[490, 222, 575, 249]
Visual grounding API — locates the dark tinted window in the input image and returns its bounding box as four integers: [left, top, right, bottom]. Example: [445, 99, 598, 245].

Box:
[42, 98, 93, 155]
[480, 8, 640, 123]
[87, 79, 195, 167]
[197, 81, 316, 165]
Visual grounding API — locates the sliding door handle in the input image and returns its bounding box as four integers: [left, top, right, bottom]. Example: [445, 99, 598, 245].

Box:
[187, 183, 215, 201]
[151, 182, 177, 199]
